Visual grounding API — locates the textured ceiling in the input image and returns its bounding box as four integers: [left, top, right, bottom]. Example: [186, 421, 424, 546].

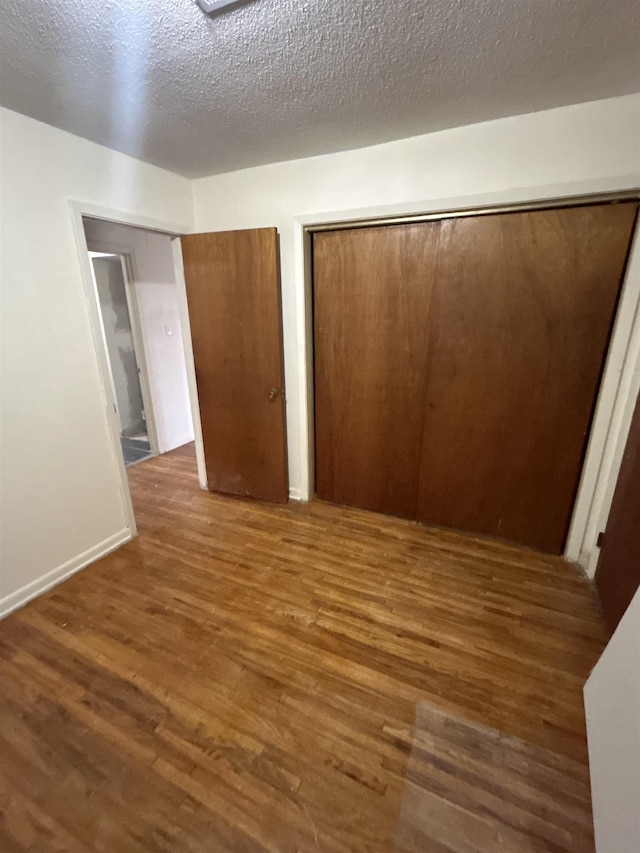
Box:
[1, 0, 639, 178]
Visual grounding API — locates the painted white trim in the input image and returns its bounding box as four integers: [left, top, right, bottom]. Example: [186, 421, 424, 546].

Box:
[574, 232, 640, 577]
[73, 200, 190, 237]
[69, 200, 194, 536]
[0, 529, 131, 619]
[171, 238, 208, 490]
[292, 222, 313, 501]
[293, 177, 639, 232]
[88, 244, 160, 456]
[566, 228, 640, 565]
[293, 183, 640, 570]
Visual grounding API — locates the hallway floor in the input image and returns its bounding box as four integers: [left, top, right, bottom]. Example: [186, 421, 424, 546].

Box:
[0, 443, 607, 851]
[121, 434, 153, 466]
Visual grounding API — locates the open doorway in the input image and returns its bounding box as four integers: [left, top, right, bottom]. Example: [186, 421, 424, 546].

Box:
[90, 252, 154, 466]
[80, 214, 199, 501]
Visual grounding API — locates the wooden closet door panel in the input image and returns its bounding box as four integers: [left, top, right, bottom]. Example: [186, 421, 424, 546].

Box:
[181, 228, 288, 503]
[416, 203, 638, 553]
[595, 391, 640, 634]
[313, 223, 440, 517]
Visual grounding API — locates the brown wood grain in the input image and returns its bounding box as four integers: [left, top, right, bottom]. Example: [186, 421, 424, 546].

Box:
[313, 203, 637, 553]
[595, 390, 640, 633]
[181, 228, 288, 503]
[313, 223, 440, 516]
[417, 203, 637, 553]
[0, 444, 606, 852]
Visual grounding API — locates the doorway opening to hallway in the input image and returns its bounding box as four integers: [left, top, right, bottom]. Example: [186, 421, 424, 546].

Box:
[82, 215, 197, 484]
[89, 252, 153, 466]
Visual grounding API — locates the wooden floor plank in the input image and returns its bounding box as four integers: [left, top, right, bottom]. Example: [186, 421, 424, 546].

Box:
[0, 443, 606, 851]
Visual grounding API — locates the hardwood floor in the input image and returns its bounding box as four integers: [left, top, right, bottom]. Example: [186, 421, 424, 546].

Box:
[0, 443, 607, 851]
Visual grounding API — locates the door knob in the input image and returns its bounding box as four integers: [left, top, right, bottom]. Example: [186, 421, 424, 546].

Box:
[268, 388, 281, 401]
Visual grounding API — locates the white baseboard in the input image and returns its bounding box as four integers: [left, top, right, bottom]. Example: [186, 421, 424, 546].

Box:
[289, 487, 305, 501]
[0, 528, 132, 620]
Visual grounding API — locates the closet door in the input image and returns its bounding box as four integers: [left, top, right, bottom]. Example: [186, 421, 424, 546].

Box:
[416, 203, 637, 553]
[313, 223, 439, 517]
[313, 202, 637, 554]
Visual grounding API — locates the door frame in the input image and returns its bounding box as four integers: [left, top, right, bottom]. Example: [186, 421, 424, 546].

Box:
[88, 249, 159, 456]
[171, 239, 209, 492]
[70, 201, 205, 537]
[580, 228, 640, 576]
[294, 188, 640, 571]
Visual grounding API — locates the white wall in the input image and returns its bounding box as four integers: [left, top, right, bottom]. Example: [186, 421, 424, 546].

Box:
[83, 219, 194, 454]
[585, 586, 640, 853]
[192, 94, 640, 505]
[0, 107, 193, 615]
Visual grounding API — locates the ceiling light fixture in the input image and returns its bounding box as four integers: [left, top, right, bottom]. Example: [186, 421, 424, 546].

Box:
[196, 0, 242, 13]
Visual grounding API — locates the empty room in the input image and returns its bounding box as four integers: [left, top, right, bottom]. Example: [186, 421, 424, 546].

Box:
[1, 1, 639, 851]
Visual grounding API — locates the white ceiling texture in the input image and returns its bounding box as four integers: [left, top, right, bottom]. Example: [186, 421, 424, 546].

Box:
[1, 0, 639, 178]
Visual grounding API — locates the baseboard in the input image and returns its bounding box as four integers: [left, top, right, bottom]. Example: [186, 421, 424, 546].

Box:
[289, 487, 304, 501]
[0, 528, 132, 620]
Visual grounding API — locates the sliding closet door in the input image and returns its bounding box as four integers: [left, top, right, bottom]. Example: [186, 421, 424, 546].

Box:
[314, 223, 439, 517]
[416, 203, 637, 553]
[313, 202, 637, 553]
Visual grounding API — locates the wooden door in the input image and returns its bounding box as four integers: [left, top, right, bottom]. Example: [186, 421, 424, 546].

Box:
[313, 223, 440, 517]
[595, 391, 640, 633]
[313, 203, 637, 553]
[181, 228, 288, 503]
[416, 203, 638, 553]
